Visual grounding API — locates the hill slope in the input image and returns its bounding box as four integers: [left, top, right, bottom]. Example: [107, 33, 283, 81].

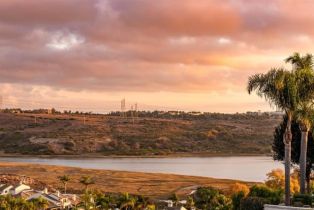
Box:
[0, 112, 282, 156]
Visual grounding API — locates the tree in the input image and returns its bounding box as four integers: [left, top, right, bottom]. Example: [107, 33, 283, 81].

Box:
[135, 195, 151, 210]
[81, 191, 95, 210]
[31, 197, 49, 210]
[248, 68, 298, 205]
[264, 168, 299, 193]
[58, 175, 70, 194]
[265, 169, 284, 190]
[285, 52, 313, 70]
[285, 53, 314, 194]
[185, 196, 195, 210]
[79, 176, 95, 192]
[193, 187, 219, 209]
[294, 104, 314, 193]
[273, 117, 314, 193]
[169, 193, 179, 207]
[230, 183, 249, 197]
[193, 187, 232, 210]
[248, 185, 283, 205]
[118, 193, 136, 210]
[94, 192, 114, 209]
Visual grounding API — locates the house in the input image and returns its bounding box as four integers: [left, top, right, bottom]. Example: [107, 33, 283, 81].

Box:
[11, 183, 31, 195]
[157, 200, 188, 210]
[27, 188, 74, 209]
[0, 182, 31, 196]
[19, 189, 38, 200]
[0, 180, 76, 209]
[187, 111, 202, 116]
[0, 184, 13, 195]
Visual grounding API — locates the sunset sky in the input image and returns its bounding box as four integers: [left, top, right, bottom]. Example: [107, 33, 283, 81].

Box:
[0, 0, 313, 113]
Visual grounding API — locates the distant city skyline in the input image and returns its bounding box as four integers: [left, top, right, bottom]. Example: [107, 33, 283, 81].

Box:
[0, 1, 312, 113]
[0, 90, 274, 114]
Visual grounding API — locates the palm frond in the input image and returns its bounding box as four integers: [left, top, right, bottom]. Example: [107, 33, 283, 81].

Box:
[247, 68, 298, 112]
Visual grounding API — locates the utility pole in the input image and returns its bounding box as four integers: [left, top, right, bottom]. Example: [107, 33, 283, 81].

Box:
[121, 98, 126, 118]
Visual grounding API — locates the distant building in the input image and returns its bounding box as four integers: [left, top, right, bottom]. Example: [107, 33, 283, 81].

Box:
[0, 184, 13, 195]
[27, 188, 75, 209]
[0, 183, 30, 196]
[187, 111, 202, 116]
[47, 108, 56, 115]
[0, 181, 77, 209]
[12, 183, 31, 195]
[246, 111, 259, 116]
[157, 200, 188, 210]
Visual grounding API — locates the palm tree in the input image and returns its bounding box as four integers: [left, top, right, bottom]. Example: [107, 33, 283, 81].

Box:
[285, 52, 313, 70]
[79, 176, 95, 192]
[186, 196, 195, 210]
[169, 193, 180, 207]
[134, 195, 150, 209]
[95, 193, 111, 209]
[81, 191, 95, 210]
[285, 53, 314, 194]
[248, 68, 298, 205]
[119, 193, 136, 210]
[58, 175, 70, 194]
[295, 104, 314, 193]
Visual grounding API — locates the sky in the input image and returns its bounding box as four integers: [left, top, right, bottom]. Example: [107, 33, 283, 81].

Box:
[0, 0, 314, 113]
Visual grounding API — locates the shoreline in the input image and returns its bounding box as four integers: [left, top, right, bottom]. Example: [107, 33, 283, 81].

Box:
[0, 152, 272, 159]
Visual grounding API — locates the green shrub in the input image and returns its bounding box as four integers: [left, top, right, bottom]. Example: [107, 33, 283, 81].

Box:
[292, 194, 313, 206]
[240, 197, 265, 210]
[211, 194, 232, 210]
[194, 187, 219, 209]
[194, 187, 232, 210]
[232, 191, 245, 210]
[248, 185, 283, 204]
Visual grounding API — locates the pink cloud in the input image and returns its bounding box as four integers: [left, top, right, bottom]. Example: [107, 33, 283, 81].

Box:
[0, 0, 314, 96]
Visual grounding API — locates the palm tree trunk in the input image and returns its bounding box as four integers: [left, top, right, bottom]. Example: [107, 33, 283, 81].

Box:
[284, 115, 292, 206]
[284, 142, 291, 205]
[64, 183, 67, 194]
[299, 130, 308, 194]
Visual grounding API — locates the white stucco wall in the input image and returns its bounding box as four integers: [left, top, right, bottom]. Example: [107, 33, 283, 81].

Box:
[264, 204, 314, 210]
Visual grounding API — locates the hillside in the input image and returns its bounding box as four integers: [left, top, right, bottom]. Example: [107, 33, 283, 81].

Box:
[0, 112, 282, 156]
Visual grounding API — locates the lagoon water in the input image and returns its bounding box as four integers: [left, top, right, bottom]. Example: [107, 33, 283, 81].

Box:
[0, 156, 283, 182]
